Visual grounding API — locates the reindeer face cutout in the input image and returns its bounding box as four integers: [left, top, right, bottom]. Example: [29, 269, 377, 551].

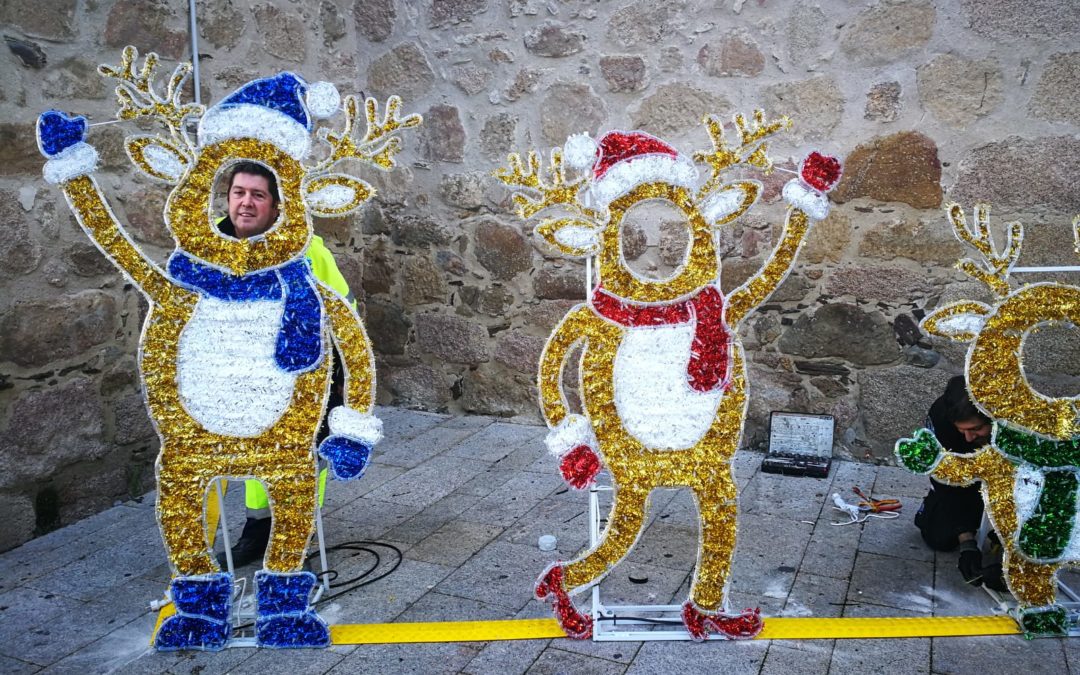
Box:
[498, 113, 788, 304]
[100, 47, 418, 275]
[921, 204, 1080, 440]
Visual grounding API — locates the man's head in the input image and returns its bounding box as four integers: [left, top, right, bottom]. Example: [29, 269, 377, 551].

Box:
[944, 375, 992, 443]
[227, 162, 280, 238]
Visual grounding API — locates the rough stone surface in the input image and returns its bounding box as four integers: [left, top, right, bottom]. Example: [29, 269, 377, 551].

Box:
[825, 266, 931, 303]
[354, 0, 396, 42]
[534, 268, 586, 300]
[43, 58, 107, 100]
[858, 216, 965, 265]
[0, 123, 44, 177]
[832, 132, 942, 209]
[0, 190, 42, 279]
[415, 313, 490, 364]
[429, 0, 488, 28]
[599, 55, 647, 93]
[840, 0, 935, 65]
[0, 378, 107, 490]
[524, 21, 585, 58]
[421, 105, 466, 163]
[504, 68, 542, 103]
[917, 55, 1004, 128]
[786, 4, 828, 70]
[859, 365, 951, 456]
[697, 31, 765, 78]
[460, 368, 535, 417]
[451, 65, 493, 96]
[0, 493, 35, 550]
[367, 42, 436, 100]
[366, 299, 411, 355]
[801, 211, 851, 265]
[761, 77, 843, 142]
[124, 189, 171, 248]
[540, 83, 605, 146]
[475, 220, 531, 281]
[112, 393, 154, 445]
[383, 363, 449, 409]
[778, 303, 901, 366]
[950, 136, 1080, 214]
[865, 81, 902, 122]
[494, 330, 545, 374]
[0, 0, 77, 40]
[440, 172, 486, 210]
[631, 83, 728, 138]
[104, 0, 187, 59]
[1030, 52, 1080, 126]
[607, 0, 687, 48]
[0, 292, 117, 368]
[199, 0, 244, 50]
[960, 0, 1080, 38]
[481, 113, 516, 159]
[403, 255, 447, 306]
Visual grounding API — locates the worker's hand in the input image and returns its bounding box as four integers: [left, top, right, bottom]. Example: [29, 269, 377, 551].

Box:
[559, 444, 602, 490]
[320, 407, 382, 480]
[895, 428, 944, 475]
[37, 110, 98, 184]
[958, 540, 983, 585]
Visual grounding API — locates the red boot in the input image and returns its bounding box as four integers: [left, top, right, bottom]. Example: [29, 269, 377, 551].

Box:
[681, 601, 763, 641]
[535, 564, 593, 639]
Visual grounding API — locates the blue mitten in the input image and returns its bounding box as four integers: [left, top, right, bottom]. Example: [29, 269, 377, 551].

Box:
[37, 110, 88, 157]
[318, 435, 372, 480]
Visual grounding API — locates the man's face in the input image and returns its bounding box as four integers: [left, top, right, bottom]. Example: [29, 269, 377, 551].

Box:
[228, 172, 279, 238]
[955, 417, 992, 444]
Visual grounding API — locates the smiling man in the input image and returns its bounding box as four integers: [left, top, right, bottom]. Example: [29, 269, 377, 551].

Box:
[215, 161, 355, 569]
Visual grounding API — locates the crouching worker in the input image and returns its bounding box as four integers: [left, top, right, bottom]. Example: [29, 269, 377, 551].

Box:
[914, 375, 1005, 591]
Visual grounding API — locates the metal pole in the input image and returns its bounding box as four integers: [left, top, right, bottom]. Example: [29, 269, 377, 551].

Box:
[188, 0, 201, 105]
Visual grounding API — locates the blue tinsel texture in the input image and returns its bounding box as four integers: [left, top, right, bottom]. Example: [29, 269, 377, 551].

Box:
[318, 435, 372, 480]
[255, 571, 330, 648]
[38, 110, 88, 157]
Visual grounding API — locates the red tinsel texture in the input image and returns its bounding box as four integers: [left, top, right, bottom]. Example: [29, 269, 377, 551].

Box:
[536, 564, 593, 639]
[560, 445, 602, 490]
[800, 151, 842, 192]
[681, 602, 763, 641]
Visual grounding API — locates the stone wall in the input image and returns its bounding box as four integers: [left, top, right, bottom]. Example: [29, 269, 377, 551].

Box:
[2, 0, 1079, 551]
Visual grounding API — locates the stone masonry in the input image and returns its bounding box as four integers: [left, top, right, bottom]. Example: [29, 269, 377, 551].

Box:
[1, 0, 1079, 551]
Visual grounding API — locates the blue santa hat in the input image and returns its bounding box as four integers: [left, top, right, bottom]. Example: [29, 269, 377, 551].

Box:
[198, 73, 340, 160]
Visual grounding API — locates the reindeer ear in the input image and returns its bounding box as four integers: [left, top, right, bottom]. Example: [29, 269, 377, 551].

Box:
[303, 174, 374, 216]
[700, 180, 761, 226]
[536, 218, 602, 257]
[126, 135, 190, 183]
[921, 301, 993, 342]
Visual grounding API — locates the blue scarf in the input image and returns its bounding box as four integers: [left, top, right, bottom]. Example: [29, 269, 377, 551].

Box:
[167, 252, 324, 373]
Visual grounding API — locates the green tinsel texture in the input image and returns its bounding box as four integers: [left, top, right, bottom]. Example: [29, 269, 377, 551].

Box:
[1020, 605, 1068, 638]
[995, 423, 1080, 467]
[895, 428, 942, 475]
[1017, 469, 1078, 560]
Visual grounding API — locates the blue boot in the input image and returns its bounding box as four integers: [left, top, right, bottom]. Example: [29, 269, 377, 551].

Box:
[155, 573, 233, 651]
[254, 570, 330, 648]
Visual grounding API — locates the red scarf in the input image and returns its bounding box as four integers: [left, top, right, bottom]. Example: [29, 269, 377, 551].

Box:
[590, 285, 732, 392]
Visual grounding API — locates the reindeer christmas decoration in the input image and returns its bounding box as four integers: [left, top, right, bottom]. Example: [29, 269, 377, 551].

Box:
[496, 113, 842, 640]
[897, 203, 1080, 637]
[36, 47, 420, 650]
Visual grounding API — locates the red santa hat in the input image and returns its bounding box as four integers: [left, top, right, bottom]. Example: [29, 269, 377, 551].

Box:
[562, 130, 699, 208]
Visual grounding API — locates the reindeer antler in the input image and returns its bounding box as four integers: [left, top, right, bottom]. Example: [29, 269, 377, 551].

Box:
[948, 202, 1023, 298]
[98, 46, 203, 145]
[493, 148, 603, 222]
[693, 110, 790, 199]
[311, 95, 421, 173]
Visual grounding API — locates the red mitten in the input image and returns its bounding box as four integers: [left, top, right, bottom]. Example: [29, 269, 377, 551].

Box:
[559, 444, 601, 490]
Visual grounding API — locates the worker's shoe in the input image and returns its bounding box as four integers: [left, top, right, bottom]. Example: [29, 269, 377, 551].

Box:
[155, 573, 232, 651]
[254, 570, 330, 648]
[216, 517, 270, 569]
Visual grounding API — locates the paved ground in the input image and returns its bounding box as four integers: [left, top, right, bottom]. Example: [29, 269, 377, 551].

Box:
[1, 406, 1078, 674]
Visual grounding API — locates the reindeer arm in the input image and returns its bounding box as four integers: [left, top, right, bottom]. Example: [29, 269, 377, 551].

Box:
[538, 304, 596, 428]
[725, 207, 811, 327]
[318, 284, 375, 414]
[64, 175, 179, 306]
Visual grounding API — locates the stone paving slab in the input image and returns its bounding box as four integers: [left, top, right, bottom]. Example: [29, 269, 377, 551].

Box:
[0, 407, 1077, 674]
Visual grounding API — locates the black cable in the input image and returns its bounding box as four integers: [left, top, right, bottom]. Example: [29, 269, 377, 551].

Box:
[596, 614, 684, 625]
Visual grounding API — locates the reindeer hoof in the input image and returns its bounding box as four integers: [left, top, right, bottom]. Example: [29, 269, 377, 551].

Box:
[535, 564, 593, 639]
[681, 601, 763, 641]
[1020, 605, 1069, 638]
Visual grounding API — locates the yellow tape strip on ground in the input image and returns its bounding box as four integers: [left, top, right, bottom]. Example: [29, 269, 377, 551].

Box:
[153, 482, 1022, 644]
[155, 604, 1021, 645]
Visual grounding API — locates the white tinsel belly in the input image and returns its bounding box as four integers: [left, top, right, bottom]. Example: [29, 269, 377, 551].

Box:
[177, 297, 298, 437]
[612, 323, 724, 450]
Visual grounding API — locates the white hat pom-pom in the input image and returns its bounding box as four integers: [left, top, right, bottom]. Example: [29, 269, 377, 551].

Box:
[562, 133, 598, 171]
[306, 81, 341, 119]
